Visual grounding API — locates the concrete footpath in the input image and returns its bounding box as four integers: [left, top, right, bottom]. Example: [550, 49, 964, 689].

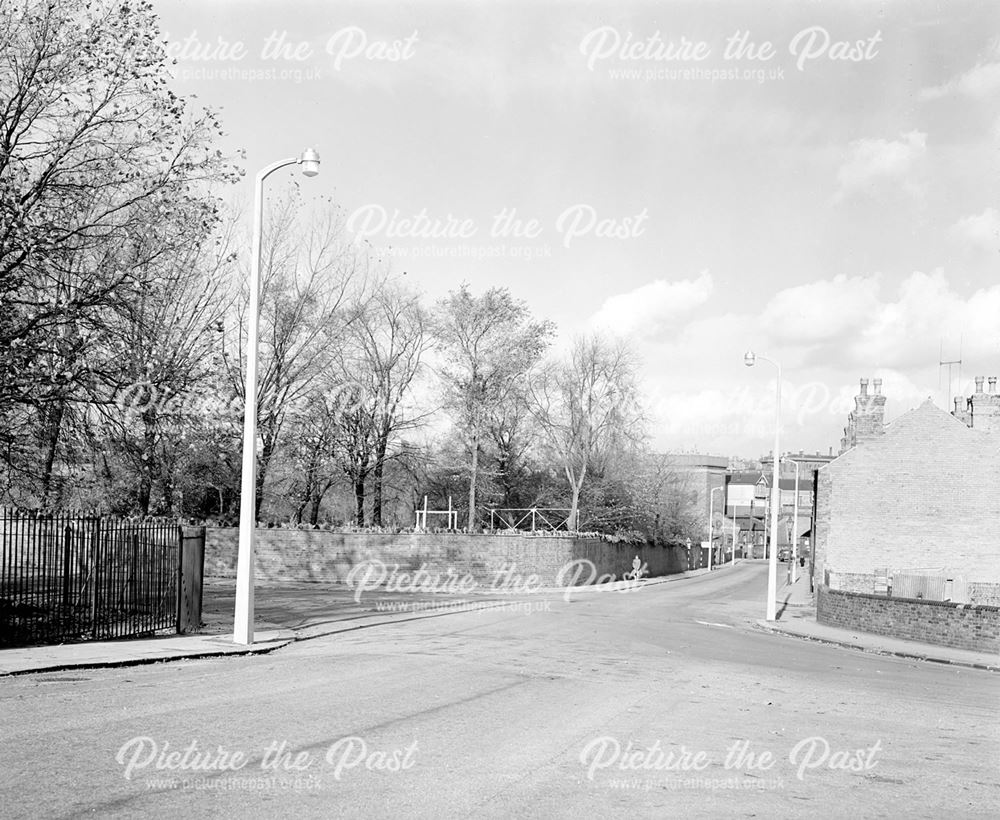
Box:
[2, 564, 996, 675]
[756, 571, 999, 672]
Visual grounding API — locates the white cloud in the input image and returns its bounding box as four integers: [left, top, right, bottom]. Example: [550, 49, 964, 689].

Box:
[852, 270, 1000, 368]
[921, 42, 1000, 100]
[590, 271, 713, 336]
[835, 131, 927, 199]
[949, 207, 1000, 252]
[761, 274, 882, 344]
[640, 270, 1000, 455]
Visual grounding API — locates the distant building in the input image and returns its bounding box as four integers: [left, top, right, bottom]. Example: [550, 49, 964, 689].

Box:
[726, 471, 813, 556]
[666, 453, 728, 535]
[760, 450, 836, 478]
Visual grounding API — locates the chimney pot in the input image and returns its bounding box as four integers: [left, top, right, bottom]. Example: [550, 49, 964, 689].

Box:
[975, 376, 984, 393]
[989, 377, 997, 394]
[954, 396, 963, 413]
[859, 377, 869, 396]
[873, 378, 882, 395]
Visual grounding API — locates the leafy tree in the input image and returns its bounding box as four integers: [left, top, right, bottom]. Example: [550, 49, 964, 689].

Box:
[0, 0, 238, 505]
[433, 284, 553, 531]
[0, 0, 237, 412]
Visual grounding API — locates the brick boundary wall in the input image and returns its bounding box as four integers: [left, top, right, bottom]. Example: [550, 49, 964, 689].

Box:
[827, 571, 878, 595]
[204, 528, 700, 587]
[817, 585, 1000, 653]
[826, 571, 1000, 606]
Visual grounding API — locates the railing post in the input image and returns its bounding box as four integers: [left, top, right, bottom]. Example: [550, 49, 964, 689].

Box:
[89, 517, 101, 639]
[176, 525, 184, 634]
[62, 524, 72, 609]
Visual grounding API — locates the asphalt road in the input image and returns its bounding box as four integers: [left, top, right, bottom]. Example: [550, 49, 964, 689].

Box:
[1, 563, 996, 819]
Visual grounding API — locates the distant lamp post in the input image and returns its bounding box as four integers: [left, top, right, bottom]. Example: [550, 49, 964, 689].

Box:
[235, 149, 321, 646]
[708, 485, 723, 571]
[744, 349, 781, 621]
[753, 475, 768, 554]
[783, 456, 801, 585]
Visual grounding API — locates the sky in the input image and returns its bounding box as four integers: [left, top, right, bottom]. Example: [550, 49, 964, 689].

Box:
[154, 0, 1000, 458]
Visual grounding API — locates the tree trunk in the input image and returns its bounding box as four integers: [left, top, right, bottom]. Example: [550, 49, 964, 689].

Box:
[161, 467, 175, 517]
[354, 475, 366, 525]
[566, 463, 587, 531]
[296, 460, 318, 525]
[568, 484, 581, 531]
[372, 434, 388, 527]
[39, 400, 65, 507]
[255, 435, 275, 524]
[467, 430, 479, 532]
[308, 490, 323, 526]
[138, 410, 159, 516]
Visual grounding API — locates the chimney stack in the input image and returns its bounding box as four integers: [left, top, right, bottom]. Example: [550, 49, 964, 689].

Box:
[841, 376, 886, 451]
[968, 376, 1000, 432]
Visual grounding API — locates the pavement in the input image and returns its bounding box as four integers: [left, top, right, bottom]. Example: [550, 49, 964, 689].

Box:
[2, 560, 997, 675]
[756, 568, 1000, 672]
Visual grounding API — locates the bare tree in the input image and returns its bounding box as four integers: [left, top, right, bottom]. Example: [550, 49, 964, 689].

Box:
[531, 334, 646, 530]
[224, 195, 371, 520]
[349, 285, 431, 525]
[281, 282, 431, 526]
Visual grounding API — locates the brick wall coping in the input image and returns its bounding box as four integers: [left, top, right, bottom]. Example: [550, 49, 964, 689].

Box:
[212, 527, 647, 539]
[822, 586, 1000, 613]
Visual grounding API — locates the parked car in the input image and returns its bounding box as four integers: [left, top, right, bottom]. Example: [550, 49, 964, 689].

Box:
[778, 547, 792, 562]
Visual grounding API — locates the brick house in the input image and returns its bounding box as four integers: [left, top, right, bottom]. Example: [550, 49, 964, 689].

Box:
[726, 471, 813, 557]
[814, 395, 1000, 605]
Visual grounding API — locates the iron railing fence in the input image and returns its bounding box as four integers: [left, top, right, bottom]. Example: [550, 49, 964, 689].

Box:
[487, 508, 573, 532]
[0, 509, 184, 647]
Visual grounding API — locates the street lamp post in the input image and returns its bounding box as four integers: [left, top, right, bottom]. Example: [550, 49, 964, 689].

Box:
[234, 149, 321, 646]
[709, 485, 723, 571]
[744, 350, 781, 622]
[731, 515, 737, 566]
[784, 456, 801, 585]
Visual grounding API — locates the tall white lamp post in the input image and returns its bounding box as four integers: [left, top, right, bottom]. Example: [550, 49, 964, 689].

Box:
[708, 485, 723, 571]
[234, 149, 321, 646]
[744, 350, 781, 621]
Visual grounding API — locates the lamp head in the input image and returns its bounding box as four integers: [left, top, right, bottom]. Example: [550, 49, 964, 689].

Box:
[299, 148, 320, 177]
[743, 350, 756, 367]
